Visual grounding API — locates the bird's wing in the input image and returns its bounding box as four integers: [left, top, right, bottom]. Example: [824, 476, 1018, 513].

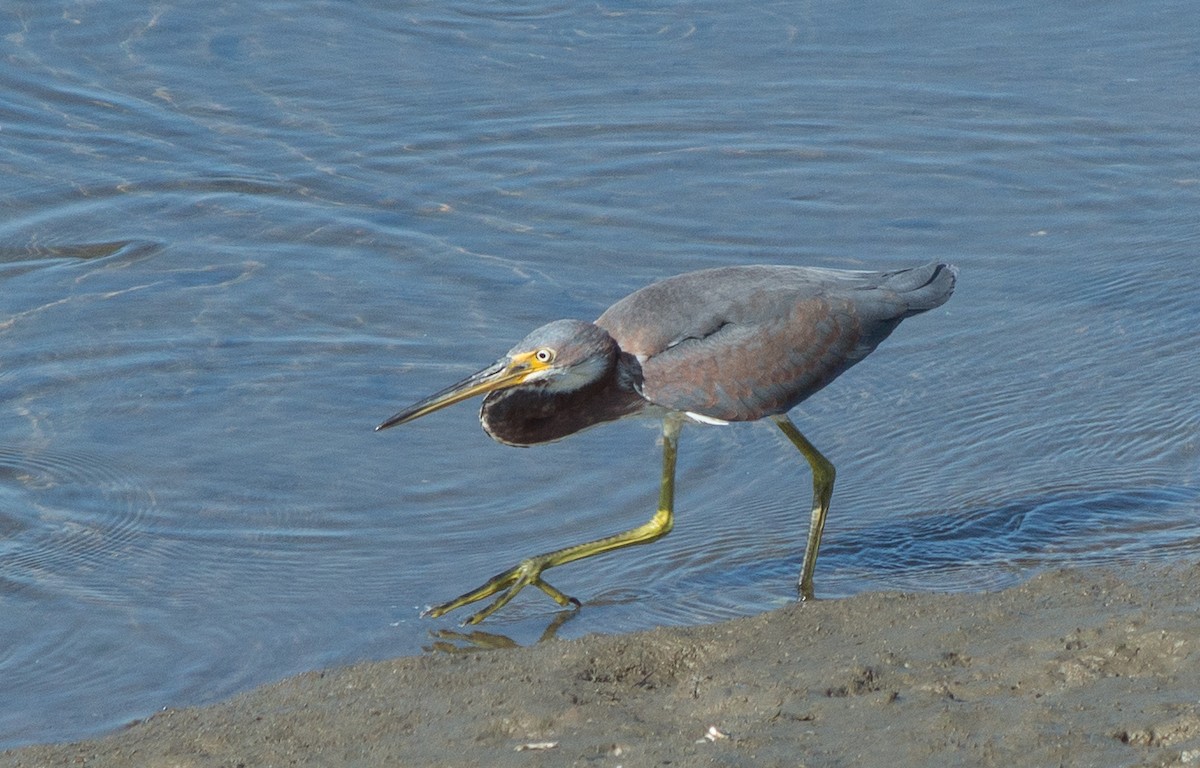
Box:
[597, 266, 825, 358]
[596, 268, 858, 420]
[596, 263, 954, 421]
[635, 296, 865, 421]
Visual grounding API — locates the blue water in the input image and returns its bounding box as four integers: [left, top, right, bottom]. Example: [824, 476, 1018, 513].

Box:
[2, 0, 1199, 749]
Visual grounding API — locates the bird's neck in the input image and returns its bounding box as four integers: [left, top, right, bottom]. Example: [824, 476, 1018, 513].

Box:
[480, 353, 645, 447]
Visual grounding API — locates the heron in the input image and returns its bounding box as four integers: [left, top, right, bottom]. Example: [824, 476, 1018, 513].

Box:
[377, 261, 956, 624]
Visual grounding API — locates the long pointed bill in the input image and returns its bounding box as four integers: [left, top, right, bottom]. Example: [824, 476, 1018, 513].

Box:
[375, 352, 542, 432]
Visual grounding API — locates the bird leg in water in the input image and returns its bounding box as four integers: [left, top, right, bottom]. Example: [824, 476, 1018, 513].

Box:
[423, 415, 684, 625]
[771, 414, 835, 601]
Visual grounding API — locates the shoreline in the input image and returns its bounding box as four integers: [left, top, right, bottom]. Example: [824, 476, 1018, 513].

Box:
[5, 562, 1199, 767]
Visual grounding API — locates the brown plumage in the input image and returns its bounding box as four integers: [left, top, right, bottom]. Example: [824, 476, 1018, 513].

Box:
[378, 261, 956, 624]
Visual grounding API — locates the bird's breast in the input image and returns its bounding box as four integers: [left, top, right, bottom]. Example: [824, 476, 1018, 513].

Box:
[479, 361, 647, 447]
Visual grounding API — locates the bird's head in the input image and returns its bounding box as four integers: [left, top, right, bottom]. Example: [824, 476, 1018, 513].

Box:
[376, 319, 617, 431]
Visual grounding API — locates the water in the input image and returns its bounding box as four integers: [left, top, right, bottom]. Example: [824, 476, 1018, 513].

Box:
[2, 0, 1198, 748]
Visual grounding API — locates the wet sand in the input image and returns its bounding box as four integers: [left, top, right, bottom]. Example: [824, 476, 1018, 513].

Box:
[5, 562, 1200, 767]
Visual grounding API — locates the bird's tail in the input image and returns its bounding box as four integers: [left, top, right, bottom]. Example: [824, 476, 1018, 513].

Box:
[883, 261, 957, 315]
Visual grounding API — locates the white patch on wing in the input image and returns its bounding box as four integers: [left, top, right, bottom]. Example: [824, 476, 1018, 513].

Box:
[685, 411, 729, 426]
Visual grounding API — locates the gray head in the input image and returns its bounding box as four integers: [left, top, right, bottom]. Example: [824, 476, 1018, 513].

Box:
[375, 319, 618, 432]
[504, 319, 618, 394]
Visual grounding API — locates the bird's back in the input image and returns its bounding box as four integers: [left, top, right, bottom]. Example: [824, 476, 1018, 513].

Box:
[596, 262, 955, 421]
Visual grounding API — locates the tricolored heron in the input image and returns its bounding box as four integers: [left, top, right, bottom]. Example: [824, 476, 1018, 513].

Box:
[378, 262, 956, 624]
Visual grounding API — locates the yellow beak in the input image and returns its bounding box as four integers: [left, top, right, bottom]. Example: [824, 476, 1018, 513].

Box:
[375, 352, 545, 431]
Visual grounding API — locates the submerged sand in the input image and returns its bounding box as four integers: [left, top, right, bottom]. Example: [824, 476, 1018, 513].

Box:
[4, 562, 1200, 767]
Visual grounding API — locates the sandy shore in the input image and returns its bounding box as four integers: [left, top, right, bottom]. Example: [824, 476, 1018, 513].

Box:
[4, 562, 1199, 767]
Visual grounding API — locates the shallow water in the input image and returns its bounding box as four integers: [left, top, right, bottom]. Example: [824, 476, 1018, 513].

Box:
[2, 0, 1198, 748]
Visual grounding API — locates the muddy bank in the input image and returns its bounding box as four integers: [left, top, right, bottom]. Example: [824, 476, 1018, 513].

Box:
[5, 562, 1199, 767]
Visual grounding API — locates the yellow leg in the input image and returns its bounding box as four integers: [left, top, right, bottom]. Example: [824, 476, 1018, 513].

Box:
[772, 414, 835, 601]
[424, 415, 683, 625]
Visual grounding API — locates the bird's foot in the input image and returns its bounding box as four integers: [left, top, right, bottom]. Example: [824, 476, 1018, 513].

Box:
[421, 556, 581, 625]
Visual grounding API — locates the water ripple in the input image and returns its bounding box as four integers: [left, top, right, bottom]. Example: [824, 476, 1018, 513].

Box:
[820, 484, 1200, 593]
[574, 484, 1200, 630]
[0, 444, 173, 602]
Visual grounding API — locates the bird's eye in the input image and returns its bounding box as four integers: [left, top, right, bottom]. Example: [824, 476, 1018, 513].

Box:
[534, 348, 555, 364]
